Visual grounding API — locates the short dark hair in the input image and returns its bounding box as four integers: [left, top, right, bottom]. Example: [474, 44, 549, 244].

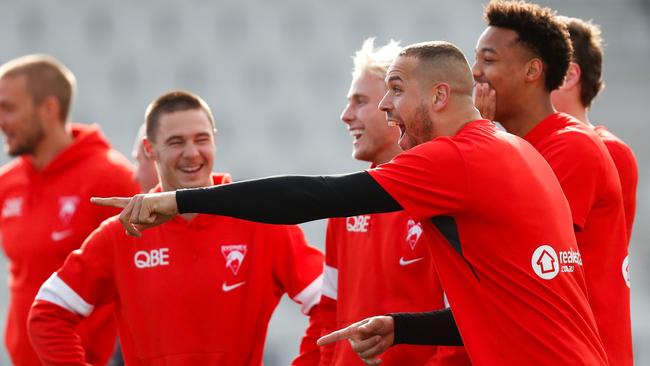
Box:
[145, 90, 215, 142]
[0, 54, 76, 122]
[485, 0, 572, 92]
[559, 16, 604, 107]
[399, 41, 474, 96]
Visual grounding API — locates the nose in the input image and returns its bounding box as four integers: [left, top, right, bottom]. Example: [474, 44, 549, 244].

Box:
[471, 61, 482, 80]
[378, 90, 392, 113]
[182, 142, 200, 158]
[340, 103, 354, 125]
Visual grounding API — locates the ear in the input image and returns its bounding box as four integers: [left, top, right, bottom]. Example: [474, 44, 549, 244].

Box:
[559, 62, 581, 91]
[142, 138, 155, 160]
[524, 58, 544, 84]
[431, 83, 450, 112]
[39, 96, 62, 122]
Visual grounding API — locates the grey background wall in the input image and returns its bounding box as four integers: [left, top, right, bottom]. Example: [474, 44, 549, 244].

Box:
[0, 0, 648, 364]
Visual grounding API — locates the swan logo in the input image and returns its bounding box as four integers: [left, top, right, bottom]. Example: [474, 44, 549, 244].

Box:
[405, 220, 423, 250]
[221, 244, 248, 275]
[58, 196, 80, 224]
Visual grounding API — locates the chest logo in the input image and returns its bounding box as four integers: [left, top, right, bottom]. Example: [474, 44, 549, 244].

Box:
[134, 248, 170, 269]
[346, 215, 371, 232]
[58, 196, 80, 224]
[1, 197, 23, 218]
[532, 245, 559, 280]
[406, 220, 423, 250]
[221, 244, 247, 275]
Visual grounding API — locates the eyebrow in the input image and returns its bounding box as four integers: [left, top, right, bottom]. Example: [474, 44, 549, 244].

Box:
[386, 75, 403, 83]
[477, 47, 497, 55]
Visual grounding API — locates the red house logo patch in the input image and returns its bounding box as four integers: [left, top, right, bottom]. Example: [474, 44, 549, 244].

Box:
[531, 245, 559, 280]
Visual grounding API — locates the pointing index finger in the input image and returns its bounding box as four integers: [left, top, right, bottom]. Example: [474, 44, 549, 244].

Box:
[90, 197, 132, 208]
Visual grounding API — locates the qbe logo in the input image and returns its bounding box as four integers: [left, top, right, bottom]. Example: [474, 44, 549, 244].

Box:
[531, 245, 559, 280]
[346, 215, 371, 233]
[134, 248, 170, 269]
[622, 255, 630, 288]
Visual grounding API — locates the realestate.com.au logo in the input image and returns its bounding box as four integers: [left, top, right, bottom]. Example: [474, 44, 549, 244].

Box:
[531, 245, 582, 280]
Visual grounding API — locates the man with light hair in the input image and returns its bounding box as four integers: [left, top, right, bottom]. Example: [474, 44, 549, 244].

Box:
[318, 38, 469, 365]
[0, 54, 139, 365]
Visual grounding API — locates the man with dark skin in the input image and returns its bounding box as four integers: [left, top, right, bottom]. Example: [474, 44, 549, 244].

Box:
[472, 1, 631, 364]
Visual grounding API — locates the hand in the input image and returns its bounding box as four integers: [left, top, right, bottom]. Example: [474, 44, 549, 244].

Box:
[91, 191, 178, 237]
[317, 316, 394, 365]
[473, 82, 496, 120]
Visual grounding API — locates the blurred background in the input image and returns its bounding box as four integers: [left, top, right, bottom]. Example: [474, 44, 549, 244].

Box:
[0, 0, 648, 364]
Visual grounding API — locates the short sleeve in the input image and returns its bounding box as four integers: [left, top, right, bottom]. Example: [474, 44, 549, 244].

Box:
[367, 139, 468, 221]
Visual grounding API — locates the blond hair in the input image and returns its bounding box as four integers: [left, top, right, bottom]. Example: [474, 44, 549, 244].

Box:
[352, 38, 401, 80]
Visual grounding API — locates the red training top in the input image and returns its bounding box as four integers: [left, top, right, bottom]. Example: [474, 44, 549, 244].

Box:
[367, 119, 607, 365]
[28, 175, 325, 366]
[0, 123, 139, 366]
[525, 113, 632, 365]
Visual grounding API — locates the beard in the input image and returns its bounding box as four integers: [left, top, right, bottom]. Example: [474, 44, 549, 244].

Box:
[7, 115, 45, 157]
[402, 103, 434, 150]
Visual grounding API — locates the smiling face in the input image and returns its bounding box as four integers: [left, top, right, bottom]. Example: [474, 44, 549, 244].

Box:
[340, 71, 400, 164]
[148, 108, 215, 191]
[379, 55, 434, 151]
[472, 26, 530, 122]
[0, 75, 46, 156]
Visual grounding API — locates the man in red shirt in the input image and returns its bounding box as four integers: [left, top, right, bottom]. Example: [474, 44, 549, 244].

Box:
[0, 55, 139, 366]
[28, 90, 324, 366]
[472, 1, 632, 364]
[550, 16, 638, 244]
[96, 42, 607, 366]
[319, 38, 469, 366]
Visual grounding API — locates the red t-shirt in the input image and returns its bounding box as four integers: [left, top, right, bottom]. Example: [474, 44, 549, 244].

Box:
[525, 113, 632, 365]
[28, 176, 325, 366]
[0, 124, 139, 366]
[319, 212, 469, 365]
[594, 125, 638, 243]
[367, 119, 607, 365]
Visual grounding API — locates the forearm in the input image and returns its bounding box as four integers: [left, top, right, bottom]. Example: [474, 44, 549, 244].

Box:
[390, 308, 463, 346]
[176, 172, 402, 224]
[28, 300, 90, 366]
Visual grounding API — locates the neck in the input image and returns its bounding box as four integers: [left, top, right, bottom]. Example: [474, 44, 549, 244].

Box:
[372, 144, 403, 165]
[442, 98, 484, 136]
[499, 93, 556, 137]
[560, 103, 591, 126]
[29, 122, 73, 170]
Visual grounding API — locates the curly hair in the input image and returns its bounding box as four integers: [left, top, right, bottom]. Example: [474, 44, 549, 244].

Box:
[484, 0, 572, 92]
[558, 16, 604, 107]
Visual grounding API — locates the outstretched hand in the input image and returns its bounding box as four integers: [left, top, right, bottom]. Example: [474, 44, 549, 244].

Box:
[91, 191, 179, 237]
[474, 82, 496, 121]
[317, 316, 395, 365]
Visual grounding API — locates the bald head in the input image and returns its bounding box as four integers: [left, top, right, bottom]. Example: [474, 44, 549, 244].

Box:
[399, 41, 474, 98]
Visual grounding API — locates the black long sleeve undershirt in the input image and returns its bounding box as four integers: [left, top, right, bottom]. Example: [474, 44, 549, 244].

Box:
[176, 171, 402, 224]
[177, 171, 463, 346]
[391, 308, 463, 346]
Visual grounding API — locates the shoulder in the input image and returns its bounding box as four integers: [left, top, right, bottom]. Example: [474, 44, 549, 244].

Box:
[0, 158, 25, 180]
